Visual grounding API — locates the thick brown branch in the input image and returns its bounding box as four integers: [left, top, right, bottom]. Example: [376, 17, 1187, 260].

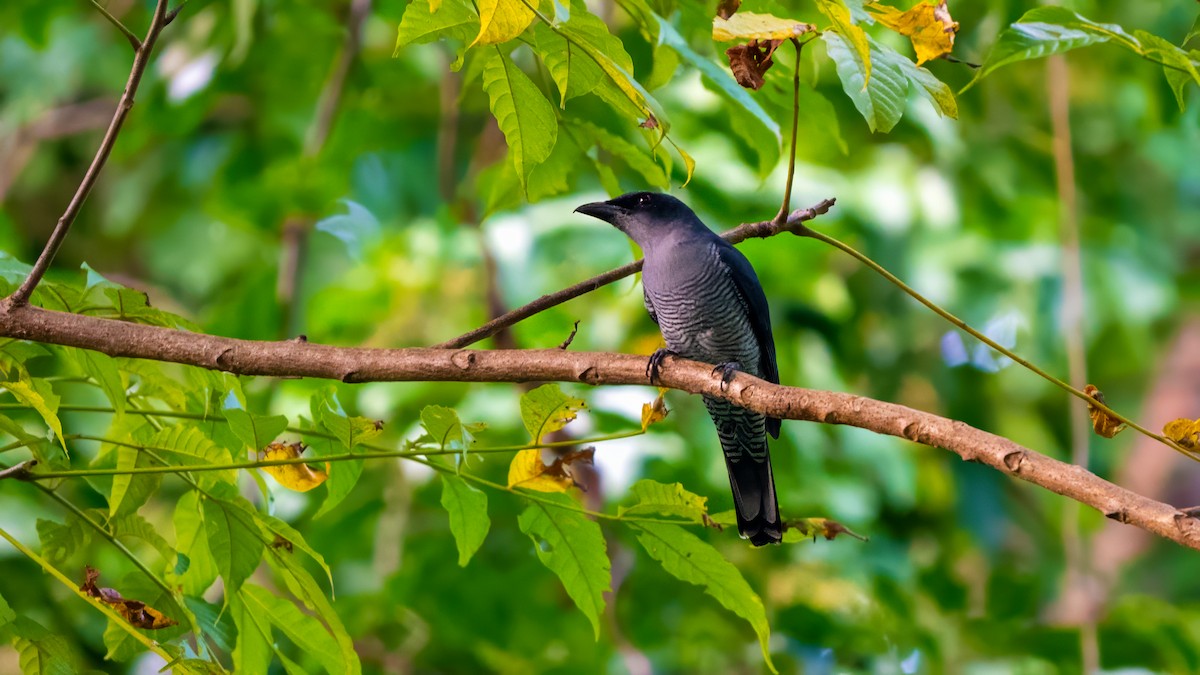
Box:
[433, 198, 837, 349]
[1, 300, 1197, 552]
[6, 0, 173, 308]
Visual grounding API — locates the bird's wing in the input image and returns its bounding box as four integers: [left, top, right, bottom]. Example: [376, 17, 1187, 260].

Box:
[716, 241, 781, 437]
[643, 287, 660, 325]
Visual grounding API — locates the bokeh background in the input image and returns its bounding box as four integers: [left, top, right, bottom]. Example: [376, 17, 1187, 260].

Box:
[2, 0, 1199, 672]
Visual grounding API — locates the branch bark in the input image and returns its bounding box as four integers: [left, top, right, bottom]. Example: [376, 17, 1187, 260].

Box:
[434, 198, 837, 349]
[6, 0, 174, 308]
[2, 300, 1198, 552]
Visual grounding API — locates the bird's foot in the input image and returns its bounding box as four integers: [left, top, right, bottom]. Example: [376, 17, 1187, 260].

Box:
[712, 362, 742, 391]
[647, 348, 678, 384]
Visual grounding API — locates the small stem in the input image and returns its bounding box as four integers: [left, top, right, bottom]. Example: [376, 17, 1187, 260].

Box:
[775, 37, 803, 225]
[16, 428, 648, 480]
[88, 0, 142, 50]
[5, 0, 173, 307]
[0, 526, 173, 660]
[800, 226, 1199, 461]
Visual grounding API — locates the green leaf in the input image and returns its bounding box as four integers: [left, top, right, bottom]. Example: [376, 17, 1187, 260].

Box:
[532, 13, 604, 106]
[263, 547, 360, 675]
[558, 17, 664, 127]
[149, 424, 237, 488]
[967, 7, 1200, 91]
[109, 512, 174, 561]
[254, 512, 335, 591]
[421, 405, 466, 451]
[312, 401, 381, 518]
[518, 494, 610, 638]
[69, 349, 126, 419]
[0, 339, 48, 372]
[472, 0, 536, 46]
[815, 0, 871, 83]
[230, 592, 274, 674]
[394, 0, 479, 54]
[481, 46, 559, 195]
[563, 119, 668, 188]
[11, 616, 77, 675]
[824, 33, 955, 132]
[108, 442, 161, 518]
[619, 479, 709, 523]
[223, 408, 288, 454]
[0, 589, 15, 630]
[440, 474, 490, 566]
[519, 383, 586, 443]
[633, 522, 775, 673]
[239, 584, 349, 675]
[36, 515, 92, 565]
[201, 486, 265, 593]
[173, 490, 220, 596]
[2, 373, 65, 450]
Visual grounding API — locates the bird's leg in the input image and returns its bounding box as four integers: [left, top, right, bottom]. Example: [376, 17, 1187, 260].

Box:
[647, 348, 678, 384]
[711, 361, 742, 392]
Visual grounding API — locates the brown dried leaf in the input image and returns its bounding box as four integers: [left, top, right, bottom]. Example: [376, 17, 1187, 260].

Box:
[782, 518, 867, 543]
[261, 441, 329, 492]
[725, 40, 783, 90]
[869, 0, 959, 65]
[640, 388, 670, 430]
[639, 115, 659, 130]
[716, 0, 740, 20]
[1164, 418, 1200, 449]
[1084, 384, 1126, 439]
[79, 566, 178, 630]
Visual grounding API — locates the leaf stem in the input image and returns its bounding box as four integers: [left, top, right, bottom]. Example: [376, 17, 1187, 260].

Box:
[775, 37, 804, 225]
[799, 226, 1198, 461]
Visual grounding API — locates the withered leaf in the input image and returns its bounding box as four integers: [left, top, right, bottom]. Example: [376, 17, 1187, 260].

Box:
[869, 0, 959, 65]
[716, 0, 740, 20]
[1164, 418, 1200, 450]
[261, 441, 329, 492]
[640, 388, 670, 430]
[782, 518, 867, 543]
[1084, 384, 1126, 439]
[725, 39, 782, 90]
[507, 447, 595, 492]
[80, 565, 178, 630]
[639, 115, 659, 130]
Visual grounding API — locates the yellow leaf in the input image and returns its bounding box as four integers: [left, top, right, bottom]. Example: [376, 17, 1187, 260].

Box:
[712, 12, 815, 42]
[472, 0, 535, 46]
[869, 0, 958, 66]
[507, 448, 574, 492]
[1164, 418, 1200, 450]
[262, 442, 329, 493]
[640, 389, 670, 430]
[1083, 384, 1126, 439]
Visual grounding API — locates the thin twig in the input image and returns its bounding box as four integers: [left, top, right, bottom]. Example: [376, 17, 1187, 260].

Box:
[796, 225, 1199, 462]
[4, 0, 173, 308]
[775, 37, 803, 225]
[433, 198, 836, 348]
[88, 0, 142, 51]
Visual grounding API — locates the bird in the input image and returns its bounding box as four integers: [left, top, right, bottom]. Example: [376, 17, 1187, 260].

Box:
[575, 192, 782, 545]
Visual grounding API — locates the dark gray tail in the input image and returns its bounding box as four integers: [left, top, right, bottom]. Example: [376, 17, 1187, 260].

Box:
[703, 396, 782, 546]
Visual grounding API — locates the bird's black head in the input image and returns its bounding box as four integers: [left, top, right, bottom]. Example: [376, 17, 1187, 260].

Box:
[574, 192, 700, 247]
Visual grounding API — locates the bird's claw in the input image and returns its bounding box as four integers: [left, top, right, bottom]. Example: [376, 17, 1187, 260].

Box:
[712, 362, 741, 391]
[647, 348, 678, 384]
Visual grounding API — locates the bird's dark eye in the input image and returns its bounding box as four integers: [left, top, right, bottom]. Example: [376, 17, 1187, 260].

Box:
[637, 194, 650, 207]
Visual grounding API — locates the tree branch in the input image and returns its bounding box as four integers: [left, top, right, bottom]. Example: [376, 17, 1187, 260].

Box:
[433, 198, 837, 349]
[5, 0, 174, 308]
[1, 300, 1198, 552]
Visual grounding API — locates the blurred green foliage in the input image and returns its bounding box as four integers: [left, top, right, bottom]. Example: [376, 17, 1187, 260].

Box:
[1, 0, 1199, 672]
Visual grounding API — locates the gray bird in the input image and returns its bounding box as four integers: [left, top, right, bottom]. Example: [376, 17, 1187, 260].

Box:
[576, 192, 782, 545]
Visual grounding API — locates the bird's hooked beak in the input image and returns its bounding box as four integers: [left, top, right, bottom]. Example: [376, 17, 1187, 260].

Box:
[574, 200, 626, 224]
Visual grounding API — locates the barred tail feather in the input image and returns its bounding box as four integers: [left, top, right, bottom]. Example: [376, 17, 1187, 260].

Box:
[703, 396, 782, 546]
